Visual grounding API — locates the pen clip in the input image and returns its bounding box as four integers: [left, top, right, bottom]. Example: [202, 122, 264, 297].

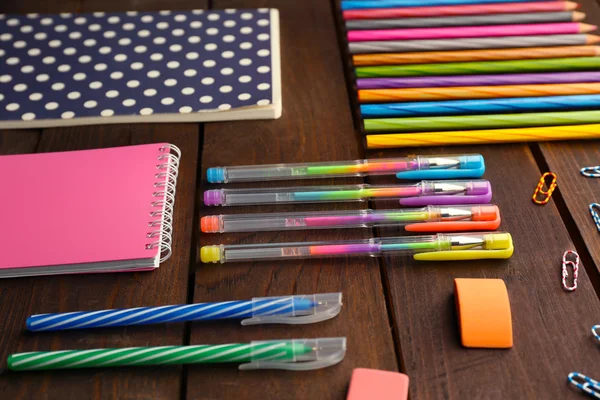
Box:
[396, 154, 485, 180]
[414, 233, 514, 261]
[239, 337, 347, 371]
[241, 293, 342, 326]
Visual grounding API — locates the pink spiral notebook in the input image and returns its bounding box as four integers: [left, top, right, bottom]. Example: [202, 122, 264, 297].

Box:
[0, 143, 180, 278]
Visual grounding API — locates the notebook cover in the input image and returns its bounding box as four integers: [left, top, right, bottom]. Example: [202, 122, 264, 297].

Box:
[0, 9, 281, 128]
[0, 144, 171, 270]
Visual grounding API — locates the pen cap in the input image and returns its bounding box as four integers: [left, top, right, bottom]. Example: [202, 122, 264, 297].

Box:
[414, 232, 514, 261]
[397, 154, 485, 179]
[471, 205, 500, 221]
[482, 233, 512, 250]
[207, 167, 226, 183]
[406, 204, 500, 232]
[200, 245, 222, 263]
[399, 180, 492, 206]
[201, 215, 222, 233]
[242, 293, 343, 325]
[204, 190, 225, 206]
[240, 337, 347, 371]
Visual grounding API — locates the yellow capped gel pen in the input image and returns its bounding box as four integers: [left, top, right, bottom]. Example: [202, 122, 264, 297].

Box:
[200, 232, 514, 263]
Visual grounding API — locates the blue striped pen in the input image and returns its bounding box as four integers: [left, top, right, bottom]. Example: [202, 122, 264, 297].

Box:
[26, 293, 342, 331]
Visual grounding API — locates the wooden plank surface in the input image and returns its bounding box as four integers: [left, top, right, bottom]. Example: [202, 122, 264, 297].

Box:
[187, 1, 397, 399]
[537, 1, 600, 283]
[368, 145, 600, 399]
[0, 0, 202, 399]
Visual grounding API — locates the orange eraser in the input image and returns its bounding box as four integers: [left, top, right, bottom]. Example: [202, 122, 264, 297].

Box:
[346, 368, 409, 400]
[454, 278, 513, 349]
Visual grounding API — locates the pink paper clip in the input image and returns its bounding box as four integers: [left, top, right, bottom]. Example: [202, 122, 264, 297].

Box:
[562, 250, 580, 292]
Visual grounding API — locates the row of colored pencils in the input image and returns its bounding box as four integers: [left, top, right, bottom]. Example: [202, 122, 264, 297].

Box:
[341, 0, 600, 147]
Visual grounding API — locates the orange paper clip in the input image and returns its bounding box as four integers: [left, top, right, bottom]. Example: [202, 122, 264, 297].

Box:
[532, 172, 557, 205]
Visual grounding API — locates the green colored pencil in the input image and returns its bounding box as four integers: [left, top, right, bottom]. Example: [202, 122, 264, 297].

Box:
[364, 110, 600, 132]
[355, 57, 600, 78]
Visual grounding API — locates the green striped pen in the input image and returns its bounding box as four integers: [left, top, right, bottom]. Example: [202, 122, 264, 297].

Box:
[8, 337, 346, 372]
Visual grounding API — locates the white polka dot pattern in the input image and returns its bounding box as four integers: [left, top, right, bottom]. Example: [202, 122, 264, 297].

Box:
[0, 9, 274, 123]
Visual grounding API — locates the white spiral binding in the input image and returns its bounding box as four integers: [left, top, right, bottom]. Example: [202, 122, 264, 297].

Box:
[146, 144, 181, 263]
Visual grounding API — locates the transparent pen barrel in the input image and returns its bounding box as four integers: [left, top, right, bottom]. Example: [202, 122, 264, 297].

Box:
[202, 208, 433, 233]
[208, 158, 416, 183]
[203, 184, 423, 206]
[217, 236, 444, 262]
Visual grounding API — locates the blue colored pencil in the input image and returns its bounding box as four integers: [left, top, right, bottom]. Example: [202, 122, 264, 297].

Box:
[342, 0, 557, 11]
[360, 95, 600, 118]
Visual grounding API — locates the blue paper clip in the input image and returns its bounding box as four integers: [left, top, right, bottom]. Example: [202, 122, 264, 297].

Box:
[568, 373, 600, 399]
[396, 154, 485, 180]
[581, 166, 600, 177]
[590, 204, 600, 233]
[592, 325, 600, 342]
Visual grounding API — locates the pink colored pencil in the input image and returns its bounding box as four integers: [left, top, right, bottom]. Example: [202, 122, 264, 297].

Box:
[343, 1, 579, 20]
[347, 22, 596, 42]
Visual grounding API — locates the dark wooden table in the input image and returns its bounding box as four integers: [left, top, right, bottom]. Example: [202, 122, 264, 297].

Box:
[2, 0, 600, 398]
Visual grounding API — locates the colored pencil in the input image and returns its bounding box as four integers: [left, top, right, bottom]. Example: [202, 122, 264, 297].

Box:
[353, 45, 598, 66]
[349, 34, 600, 54]
[348, 23, 595, 42]
[365, 125, 600, 148]
[355, 57, 600, 78]
[358, 83, 600, 103]
[357, 72, 600, 89]
[342, 0, 569, 11]
[346, 12, 584, 30]
[343, 2, 579, 20]
[364, 110, 600, 133]
[360, 95, 600, 118]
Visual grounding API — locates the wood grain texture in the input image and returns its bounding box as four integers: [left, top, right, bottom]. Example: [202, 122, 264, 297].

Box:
[187, 1, 397, 399]
[0, 1, 203, 399]
[368, 144, 600, 399]
[537, 0, 600, 280]
[541, 142, 600, 272]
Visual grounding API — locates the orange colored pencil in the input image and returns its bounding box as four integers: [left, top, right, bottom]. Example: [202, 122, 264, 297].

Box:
[359, 83, 600, 103]
[353, 45, 599, 66]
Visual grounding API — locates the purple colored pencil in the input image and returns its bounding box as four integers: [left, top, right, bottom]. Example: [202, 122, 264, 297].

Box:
[356, 71, 600, 89]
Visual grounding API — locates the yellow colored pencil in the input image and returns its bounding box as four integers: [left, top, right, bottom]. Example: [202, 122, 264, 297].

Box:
[352, 44, 599, 66]
[366, 124, 600, 148]
[359, 83, 600, 103]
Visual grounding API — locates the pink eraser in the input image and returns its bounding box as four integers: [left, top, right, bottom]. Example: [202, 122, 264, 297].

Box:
[346, 368, 409, 400]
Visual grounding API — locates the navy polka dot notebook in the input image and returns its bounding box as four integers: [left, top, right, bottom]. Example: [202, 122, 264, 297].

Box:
[0, 8, 281, 128]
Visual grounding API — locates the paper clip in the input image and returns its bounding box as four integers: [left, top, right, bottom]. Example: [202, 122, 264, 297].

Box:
[592, 325, 600, 342]
[532, 172, 557, 205]
[568, 373, 600, 399]
[590, 204, 600, 232]
[581, 166, 600, 177]
[562, 250, 580, 292]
